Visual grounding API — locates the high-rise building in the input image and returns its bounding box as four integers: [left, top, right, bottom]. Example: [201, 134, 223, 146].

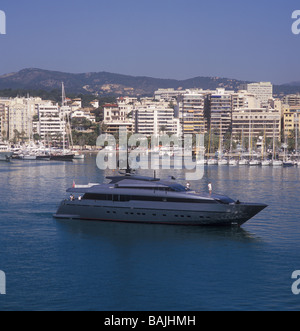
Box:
[0, 99, 9, 140]
[134, 101, 180, 136]
[207, 88, 233, 136]
[38, 103, 66, 140]
[247, 82, 273, 108]
[177, 90, 208, 135]
[8, 98, 37, 141]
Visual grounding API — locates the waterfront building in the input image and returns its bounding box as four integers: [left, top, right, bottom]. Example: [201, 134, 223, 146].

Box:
[177, 89, 208, 135]
[38, 103, 66, 140]
[247, 82, 273, 108]
[207, 88, 234, 136]
[134, 100, 180, 136]
[8, 97, 38, 141]
[283, 106, 300, 137]
[0, 100, 9, 140]
[232, 107, 281, 140]
[104, 121, 134, 135]
[102, 102, 134, 135]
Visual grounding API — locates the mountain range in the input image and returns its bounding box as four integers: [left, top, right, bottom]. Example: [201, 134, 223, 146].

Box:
[0, 68, 299, 97]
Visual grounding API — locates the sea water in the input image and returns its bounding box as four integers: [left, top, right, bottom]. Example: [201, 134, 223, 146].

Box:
[0, 157, 299, 311]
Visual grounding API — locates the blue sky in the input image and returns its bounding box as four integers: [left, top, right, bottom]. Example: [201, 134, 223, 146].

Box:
[0, 0, 299, 84]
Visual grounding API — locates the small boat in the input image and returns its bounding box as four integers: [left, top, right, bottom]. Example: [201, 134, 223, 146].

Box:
[0, 142, 13, 162]
[249, 160, 261, 166]
[207, 159, 218, 165]
[283, 160, 294, 167]
[272, 160, 283, 167]
[218, 159, 228, 166]
[239, 159, 249, 166]
[73, 152, 85, 160]
[22, 154, 37, 160]
[50, 154, 74, 161]
[261, 160, 271, 166]
[229, 159, 239, 166]
[36, 154, 51, 161]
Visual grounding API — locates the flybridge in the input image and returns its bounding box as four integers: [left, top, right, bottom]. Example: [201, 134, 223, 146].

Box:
[0, 10, 6, 35]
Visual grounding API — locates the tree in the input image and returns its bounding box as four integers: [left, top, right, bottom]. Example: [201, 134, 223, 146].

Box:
[12, 129, 20, 144]
[33, 134, 41, 142]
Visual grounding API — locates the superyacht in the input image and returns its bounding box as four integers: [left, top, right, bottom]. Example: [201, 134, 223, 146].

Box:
[54, 172, 267, 227]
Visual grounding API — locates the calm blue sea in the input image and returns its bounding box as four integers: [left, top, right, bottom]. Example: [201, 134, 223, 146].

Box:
[0, 156, 300, 311]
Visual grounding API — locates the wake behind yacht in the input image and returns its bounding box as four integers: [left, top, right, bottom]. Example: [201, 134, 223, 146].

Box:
[54, 172, 267, 227]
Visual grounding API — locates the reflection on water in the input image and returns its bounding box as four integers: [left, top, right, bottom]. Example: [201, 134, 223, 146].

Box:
[57, 218, 261, 245]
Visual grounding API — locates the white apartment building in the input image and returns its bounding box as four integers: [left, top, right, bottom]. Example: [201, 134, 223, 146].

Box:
[231, 90, 260, 110]
[134, 101, 181, 136]
[8, 98, 38, 141]
[0, 99, 9, 139]
[247, 82, 273, 108]
[154, 88, 185, 101]
[71, 109, 96, 123]
[38, 103, 66, 140]
[102, 103, 134, 135]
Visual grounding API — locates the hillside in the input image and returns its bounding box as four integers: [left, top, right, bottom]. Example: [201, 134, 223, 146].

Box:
[0, 68, 299, 96]
[0, 68, 250, 96]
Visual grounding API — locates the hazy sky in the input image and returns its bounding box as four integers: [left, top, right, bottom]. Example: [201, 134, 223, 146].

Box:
[0, 0, 300, 84]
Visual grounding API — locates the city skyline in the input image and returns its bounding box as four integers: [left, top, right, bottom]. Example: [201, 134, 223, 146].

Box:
[0, 0, 300, 85]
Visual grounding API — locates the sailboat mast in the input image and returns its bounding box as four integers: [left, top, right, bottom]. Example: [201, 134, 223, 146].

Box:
[296, 114, 298, 157]
[62, 82, 66, 153]
[272, 120, 276, 161]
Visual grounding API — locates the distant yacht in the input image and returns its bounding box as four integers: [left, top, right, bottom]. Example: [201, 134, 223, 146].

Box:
[0, 142, 13, 162]
[249, 159, 261, 166]
[239, 158, 249, 166]
[207, 159, 218, 165]
[54, 172, 268, 227]
[272, 160, 283, 167]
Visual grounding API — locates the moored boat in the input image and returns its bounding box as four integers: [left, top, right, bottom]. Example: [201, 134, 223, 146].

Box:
[0, 142, 13, 162]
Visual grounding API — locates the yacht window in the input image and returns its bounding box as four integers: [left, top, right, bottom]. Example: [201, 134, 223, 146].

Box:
[82, 193, 217, 204]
